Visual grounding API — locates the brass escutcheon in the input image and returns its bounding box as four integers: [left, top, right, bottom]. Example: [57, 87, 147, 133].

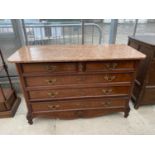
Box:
[45, 79, 57, 84]
[47, 92, 58, 97]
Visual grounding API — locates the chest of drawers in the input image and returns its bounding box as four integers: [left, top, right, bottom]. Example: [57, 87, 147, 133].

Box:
[8, 45, 145, 124]
[128, 35, 155, 108]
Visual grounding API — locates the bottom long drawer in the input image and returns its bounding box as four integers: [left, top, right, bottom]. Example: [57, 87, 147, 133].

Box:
[32, 106, 126, 119]
[31, 97, 128, 112]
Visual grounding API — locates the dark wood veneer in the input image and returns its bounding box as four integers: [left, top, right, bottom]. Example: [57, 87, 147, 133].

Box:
[128, 35, 155, 108]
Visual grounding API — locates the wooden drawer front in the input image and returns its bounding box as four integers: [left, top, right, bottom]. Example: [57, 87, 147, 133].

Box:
[33, 108, 126, 119]
[28, 86, 130, 100]
[25, 73, 133, 87]
[86, 61, 134, 72]
[32, 98, 127, 112]
[135, 46, 152, 84]
[22, 62, 77, 73]
[146, 61, 155, 85]
[142, 87, 155, 104]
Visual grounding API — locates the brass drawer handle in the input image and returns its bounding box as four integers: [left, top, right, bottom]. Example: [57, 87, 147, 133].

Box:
[104, 75, 116, 81]
[47, 92, 58, 97]
[45, 79, 57, 84]
[102, 89, 113, 95]
[48, 104, 60, 110]
[105, 63, 118, 70]
[46, 65, 57, 71]
[101, 101, 111, 106]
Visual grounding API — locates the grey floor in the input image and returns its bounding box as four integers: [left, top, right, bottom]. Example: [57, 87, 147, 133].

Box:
[0, 94, 155, 135]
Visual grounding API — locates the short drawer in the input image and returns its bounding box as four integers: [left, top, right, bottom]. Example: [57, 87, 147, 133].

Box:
[28, 86, 130, 100]
[86, 61, 135, 72]
[25, 73, 133, 87]
[31, 97, 128, 112]
[22, 62, 77, 74]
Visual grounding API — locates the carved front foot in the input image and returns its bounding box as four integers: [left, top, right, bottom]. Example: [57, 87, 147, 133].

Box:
[26, 113, 33, 125]
[124, 107, 130, 118]
[134, 104, 139, 109]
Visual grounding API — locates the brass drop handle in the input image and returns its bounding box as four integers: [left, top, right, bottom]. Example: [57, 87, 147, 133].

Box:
[104, 75, 116, 81]
[46, 65, 57, 71]
[48, 104, 60, 109]
[45, 79, 57, 84]
[105, 63, 118, 70]
[101, 101, 111, 106]
[102, 88, 113, 95]
[47, 92, 58, 97]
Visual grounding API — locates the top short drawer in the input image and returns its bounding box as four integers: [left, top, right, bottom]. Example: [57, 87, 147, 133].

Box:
[86, 61, 135, 72]
[22, 62, 77, 74]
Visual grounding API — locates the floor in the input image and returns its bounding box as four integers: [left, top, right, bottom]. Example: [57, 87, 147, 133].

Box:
[0, 94, 155, 135]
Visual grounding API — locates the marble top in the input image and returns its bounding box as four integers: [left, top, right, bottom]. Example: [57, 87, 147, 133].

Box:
[8, 44, 146, 63]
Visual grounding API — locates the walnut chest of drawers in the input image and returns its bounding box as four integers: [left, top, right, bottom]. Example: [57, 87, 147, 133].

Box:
[128, 35, 155, 108]
[8, 45, 145, 124]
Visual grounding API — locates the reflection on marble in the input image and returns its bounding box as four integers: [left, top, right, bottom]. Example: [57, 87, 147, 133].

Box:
[8, 45, 145, 63]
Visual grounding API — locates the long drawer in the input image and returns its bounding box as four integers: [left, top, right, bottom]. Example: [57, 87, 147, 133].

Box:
[33, 108, 125, 119]
[28, 86, 130, 100]
[31, 97, 128, 112]
[25, 73, 133, 87]
[22, 61, 135, 74]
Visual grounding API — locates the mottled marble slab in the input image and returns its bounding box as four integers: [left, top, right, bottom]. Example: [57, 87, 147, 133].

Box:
[8, 44, 146, 63]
